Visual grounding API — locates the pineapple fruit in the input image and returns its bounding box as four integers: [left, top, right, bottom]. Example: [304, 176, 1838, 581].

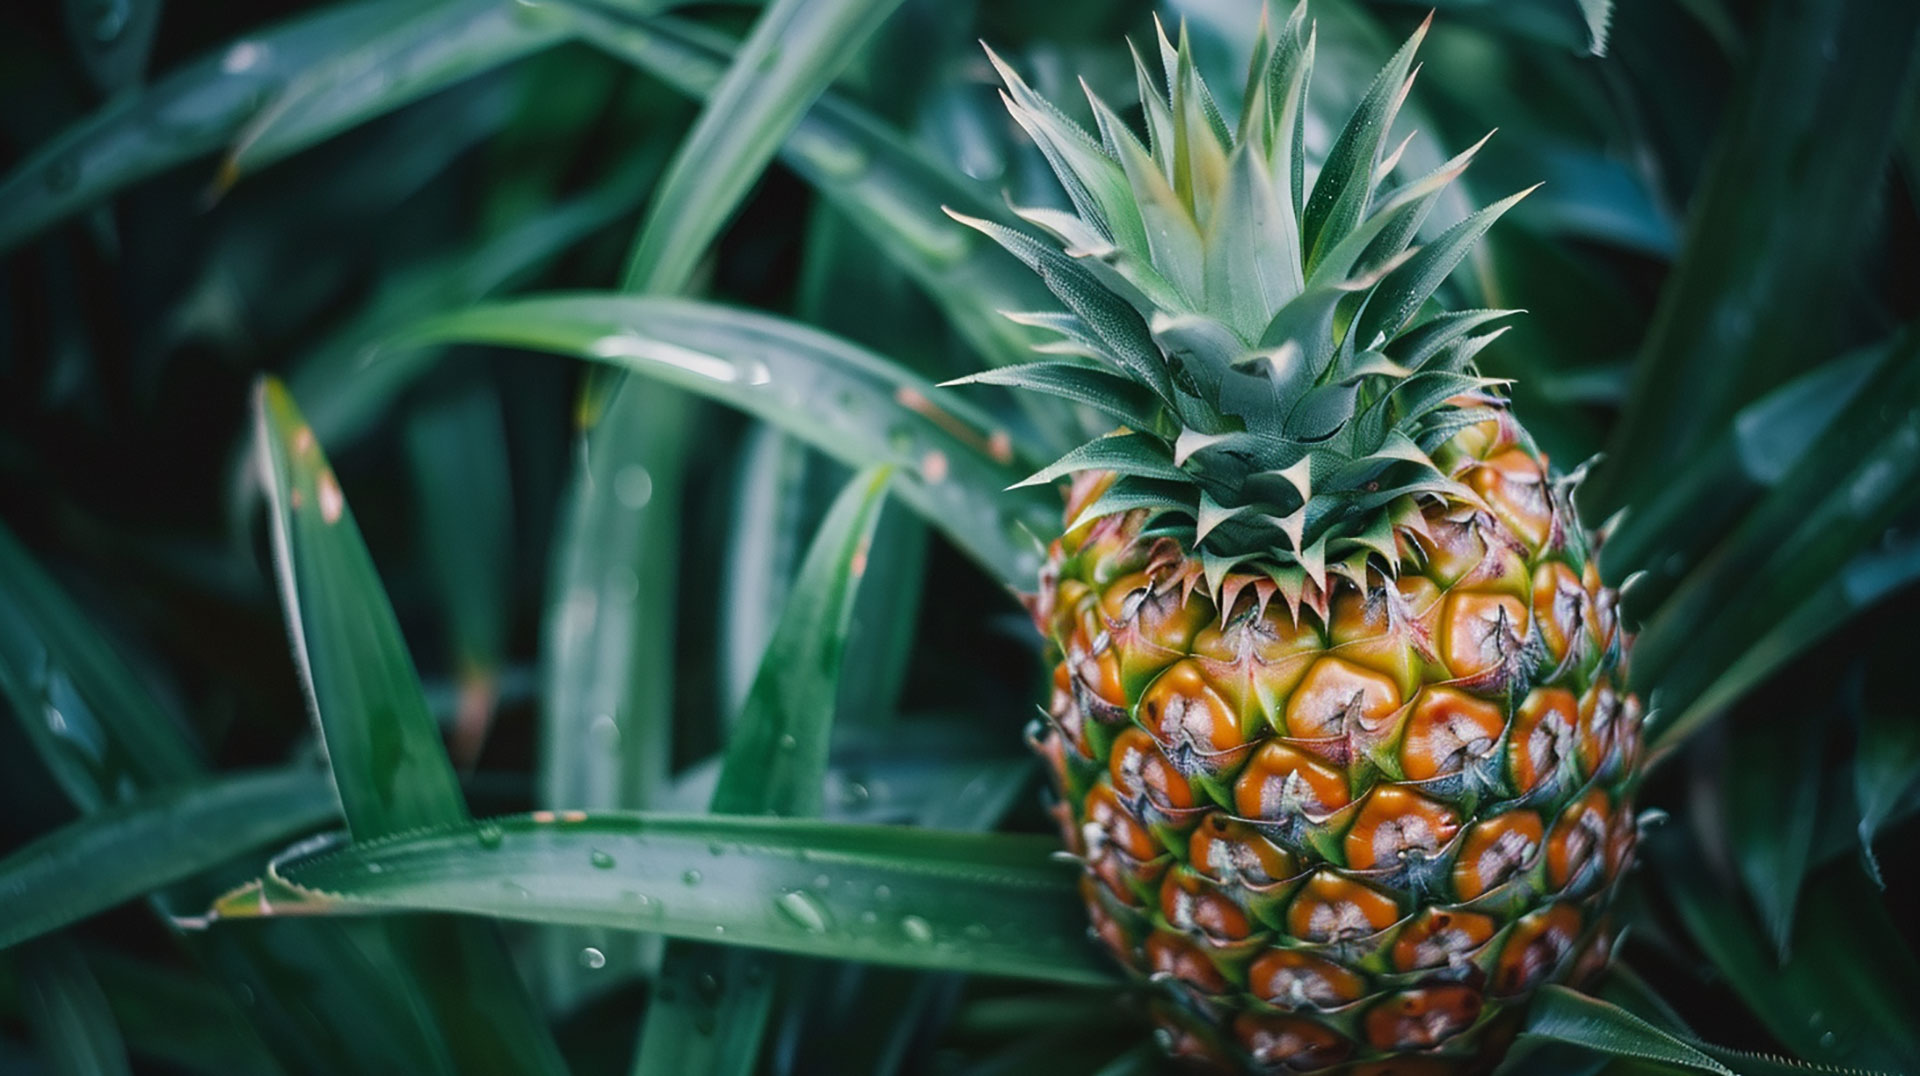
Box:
[957, 7, 1644, 1072]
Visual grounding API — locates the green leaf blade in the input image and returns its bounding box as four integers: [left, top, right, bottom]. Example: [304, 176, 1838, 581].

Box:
[253, 379, 467, 839]
[204, 814, 1113, 987]
[0, 771, 338, 952]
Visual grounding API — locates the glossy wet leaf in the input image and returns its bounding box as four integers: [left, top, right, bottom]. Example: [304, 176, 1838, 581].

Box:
[384, 295, 1053, 586]
[223, 0, 573, 180]
[1654, 835, 1920, 1070]
[252, 379, 569, 1075]
[533, 383, 691, 1011]
[0, 523, 202, 807]
[1592, 0, 1920, 515]
[78, 952, 285, 1076]
[12, 936, 133, 1076]
[0, 1, 367, 248]
[404, 380, 515, 768]
[63, 0, 163, 96]
[1638, 333, 1920, 748]
[616, 0, 909, 294]
[0, 523, 475, 1075]
[0, 770, 337, 952]
[1723, 710, 1822, 958]
[253, 379, 467, 837]
[637, 467, 889, 1076]
[202, 814, 1111, 986]
[1855, 708, 1920, 885]
[569, 10, 1059, 397]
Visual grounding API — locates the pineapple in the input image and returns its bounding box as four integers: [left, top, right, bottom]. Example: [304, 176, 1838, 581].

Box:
[956, 7, 1644, 1072]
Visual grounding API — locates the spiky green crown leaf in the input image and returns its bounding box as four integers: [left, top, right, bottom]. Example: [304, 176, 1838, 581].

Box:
[950, 5, 1531, 595]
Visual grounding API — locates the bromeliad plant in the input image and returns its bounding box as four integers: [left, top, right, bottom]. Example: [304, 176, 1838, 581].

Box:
[2, 0, 1919, 1075]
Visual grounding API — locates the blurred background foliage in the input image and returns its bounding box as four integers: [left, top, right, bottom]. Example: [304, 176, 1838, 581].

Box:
[0, 0, 1918, 1073]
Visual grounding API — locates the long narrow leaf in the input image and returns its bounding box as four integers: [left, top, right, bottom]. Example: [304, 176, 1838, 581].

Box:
[13, 937, 133, 1076]
[252, 379, 568, 1076]
[199, 814, 1112, 987]
[617, 0, 908, 293]
[384, 296, 1052, 586]
[637, 468, 890, 1076]
[223, 0, 574, 179]
[0, 771, 337, 952]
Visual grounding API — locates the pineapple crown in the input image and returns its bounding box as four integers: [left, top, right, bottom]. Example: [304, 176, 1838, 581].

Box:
[949, 4, 1531, 601]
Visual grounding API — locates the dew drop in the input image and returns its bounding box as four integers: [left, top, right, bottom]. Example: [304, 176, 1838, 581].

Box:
[777, 733, 798, 751]
[775, 890, 833, 935]
[589, 713, 621, 749]
[682, 869, 703, 886]
[590, 850, 615, 870]
[873, 885, 892, 902]
[614, 464, 653, 509]
[900, 915, 934, 945]
[963, 923, 991, 941]
[812, 874, 830, 890]
[579, 947, 606, 969]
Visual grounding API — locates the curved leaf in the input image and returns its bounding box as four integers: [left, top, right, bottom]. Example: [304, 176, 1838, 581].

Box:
[637, 467, 890, 1076]
[13, 936, 132, 1076]
[0, 771, 337, 952]
[384, 295, 1053, 586]
[617, 0, 908, 293]
[254, 379, 467, 837]
[199, 814, 1112, 987]
[252, 379, 568, 1076]
[224, 0, 574, 180]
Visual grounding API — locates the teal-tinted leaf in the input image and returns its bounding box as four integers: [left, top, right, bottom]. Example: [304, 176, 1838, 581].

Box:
[568, 10, 1063, 442]
[1660, 528, 1920, 758]
[946, 362, 1161, 431]
[252, 380, 567, 1076]
[1591, 1, 1920, 515]
[1602, 340, 1888, 591]
[63, 0, 162, 95]
[618, 0, 908, 293]
[1639, 351, 1920, 748]
[1520, 987, 1729, 1074]
[0, 524, 202, 809]
[0, 0, 391, 251]
[1654, 835, 1920, 1069]
[386, 295, 1051, 586]
[532, 384, 689, 1012]
[13, 936, 132, 1076]
[712, 466, 888, 817]
[284, 155, 657, 452]
[718, 425, 814, 718]
[1016, 433, 1185, 490]
[81, 951, 285, 1076]
[637, 468, 889, 1076]
[201, 814, 1111, 987]
[253, 379, 466, 838]
[0, 770, 337, 952]
[666, 747, 1034, 830]
[1300, 17, 1426, 272]
[1855, 707, 1920, 886]
[0, 503, 478, 1076]
[1723, 710, 1822, 958]
[224, 0, 574, 180]
[1356, 185, 1535, 345]
[404, 380, 514, 769]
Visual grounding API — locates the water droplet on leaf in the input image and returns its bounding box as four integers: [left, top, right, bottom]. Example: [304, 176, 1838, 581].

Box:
[775, 890, 833, 935]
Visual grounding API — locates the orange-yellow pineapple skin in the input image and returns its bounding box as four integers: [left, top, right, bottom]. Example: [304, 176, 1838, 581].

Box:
[1029, 407, 1642, 1073]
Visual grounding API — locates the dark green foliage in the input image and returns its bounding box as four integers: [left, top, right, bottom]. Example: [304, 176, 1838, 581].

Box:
[1, 0, 1916, 1073]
